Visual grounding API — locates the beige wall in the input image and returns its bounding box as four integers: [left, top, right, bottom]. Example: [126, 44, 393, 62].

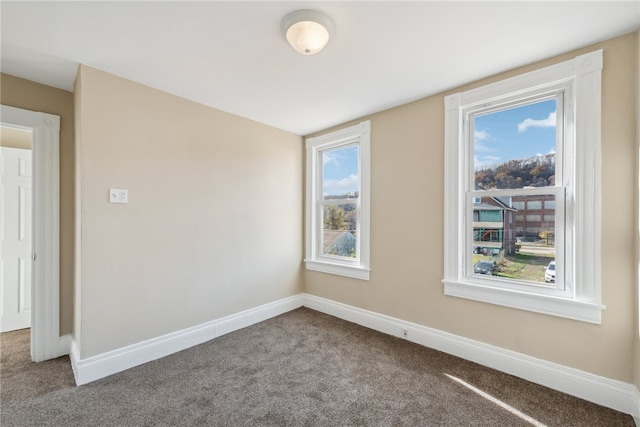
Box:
[305, 32, 638, 383]
[3, 32, 638, 387]
[1, 126, 32, 150]
[635, 29, 640, 392]
[75, 66, 303, 358]
[0, 73, 74, 335]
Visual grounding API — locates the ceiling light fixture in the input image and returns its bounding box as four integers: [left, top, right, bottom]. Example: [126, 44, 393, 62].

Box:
[281, 10, 334, 55]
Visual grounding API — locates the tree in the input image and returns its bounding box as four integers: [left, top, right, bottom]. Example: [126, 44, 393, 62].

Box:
[530, 165, 542, 177]
[475, 154, 556, 189]
[324, 206, 346, 230]
[539, 229, 554, 245]
[345, 209, 357, 231]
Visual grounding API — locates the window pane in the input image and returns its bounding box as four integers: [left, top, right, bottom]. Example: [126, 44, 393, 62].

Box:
[322, 145, 359, 200]
[474, 99, 557, 190]
[527, 200, 542, 209]
[323, 204, 357, 258]
[472, 194, 555, 284]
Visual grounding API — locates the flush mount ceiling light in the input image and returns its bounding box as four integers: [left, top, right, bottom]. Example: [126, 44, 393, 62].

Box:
[281, 9, 334, 55]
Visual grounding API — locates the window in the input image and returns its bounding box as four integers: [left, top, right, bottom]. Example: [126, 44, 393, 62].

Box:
[527, 201, 542, 210]
[305, 121, 371, 280]
[477, 210, 501, 222]
[443, 50, 604, 323]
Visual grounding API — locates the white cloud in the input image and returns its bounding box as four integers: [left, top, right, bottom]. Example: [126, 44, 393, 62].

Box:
[475, 141, 493, 152]
[474, 130, 490, 142]
[323, 174, 358, 195]
[474, 130, 495, 153]
[323, 152, 342, 166]
[518, 111, 556, 133]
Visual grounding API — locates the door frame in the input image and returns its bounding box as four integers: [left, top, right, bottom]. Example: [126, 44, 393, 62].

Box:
[1, 104, 64, 362]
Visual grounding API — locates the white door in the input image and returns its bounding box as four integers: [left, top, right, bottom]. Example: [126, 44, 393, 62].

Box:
[0, 147, 32, 332]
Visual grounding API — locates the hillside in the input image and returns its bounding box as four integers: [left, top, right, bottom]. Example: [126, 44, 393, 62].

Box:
[475, 153, 555, 189]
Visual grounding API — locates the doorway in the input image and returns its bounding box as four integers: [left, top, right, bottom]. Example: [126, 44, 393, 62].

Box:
[1, 105, 64, 362]
[0, 127, 33, 332]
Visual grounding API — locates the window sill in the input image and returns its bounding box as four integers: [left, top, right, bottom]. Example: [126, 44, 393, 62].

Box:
[305, 259, 370, 281]
[442, 279, 605, 324]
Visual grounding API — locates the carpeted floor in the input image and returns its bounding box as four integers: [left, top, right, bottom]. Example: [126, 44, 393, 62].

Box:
[0, 308, 634, 426]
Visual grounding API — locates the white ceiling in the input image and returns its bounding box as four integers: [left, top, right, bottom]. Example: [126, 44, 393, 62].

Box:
[2, 1, 639, 136]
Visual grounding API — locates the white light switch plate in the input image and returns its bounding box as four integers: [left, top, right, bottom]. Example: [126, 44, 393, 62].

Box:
[109, 188, 128, 204]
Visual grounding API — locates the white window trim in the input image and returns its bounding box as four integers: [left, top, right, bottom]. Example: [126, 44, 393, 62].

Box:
[443, 50, 605, 324]
[305, 121, 371, 280]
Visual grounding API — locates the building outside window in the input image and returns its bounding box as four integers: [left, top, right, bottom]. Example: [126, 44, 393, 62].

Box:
[512, 194, 556, 241]
[473, 197, 516, 255]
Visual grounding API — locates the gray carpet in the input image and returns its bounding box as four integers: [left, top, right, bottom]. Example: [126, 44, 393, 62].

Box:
[0, 308, 634, 426]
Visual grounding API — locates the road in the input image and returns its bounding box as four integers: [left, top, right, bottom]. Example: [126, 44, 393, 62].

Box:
[518, 244, 555, 256]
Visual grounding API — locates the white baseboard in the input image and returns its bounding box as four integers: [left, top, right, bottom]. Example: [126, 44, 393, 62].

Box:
[70, 294, 303, 385]
[69, 339, 81, 382]
[66, 291, 639, 420]
[303, 293, 639, 419]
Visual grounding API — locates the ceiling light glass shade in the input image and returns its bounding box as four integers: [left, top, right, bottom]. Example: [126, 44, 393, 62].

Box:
[282, 10, 334, 55]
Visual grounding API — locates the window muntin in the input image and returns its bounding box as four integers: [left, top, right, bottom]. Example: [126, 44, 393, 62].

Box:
[305, 121, 371, 280]
[443, 50, 604, 323]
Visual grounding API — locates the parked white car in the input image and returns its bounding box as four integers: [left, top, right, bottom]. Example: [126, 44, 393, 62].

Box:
[545, 261, 555, 283]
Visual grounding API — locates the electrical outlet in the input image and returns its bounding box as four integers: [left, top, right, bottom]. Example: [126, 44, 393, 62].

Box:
[109, 188, 128, 204]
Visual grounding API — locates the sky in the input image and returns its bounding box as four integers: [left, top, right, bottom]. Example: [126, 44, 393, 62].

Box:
[474, 98, 557, 170]
[320, 99, 556, 195]
[323, 145, 359, 196]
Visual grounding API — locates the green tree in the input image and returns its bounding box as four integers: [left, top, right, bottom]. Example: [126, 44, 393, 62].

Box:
[324, 206, 346, 230]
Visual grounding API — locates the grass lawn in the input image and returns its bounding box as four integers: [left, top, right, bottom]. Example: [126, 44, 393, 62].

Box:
[496, 251, 554, 282]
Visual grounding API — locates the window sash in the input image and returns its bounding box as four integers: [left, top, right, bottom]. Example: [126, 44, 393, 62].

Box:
[461, 87, 569, 296]
[316, 141, 361, 263]
[465, 187, 568, 296]
[467, 90, 566, 191]
[316, 200, 360, 264]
